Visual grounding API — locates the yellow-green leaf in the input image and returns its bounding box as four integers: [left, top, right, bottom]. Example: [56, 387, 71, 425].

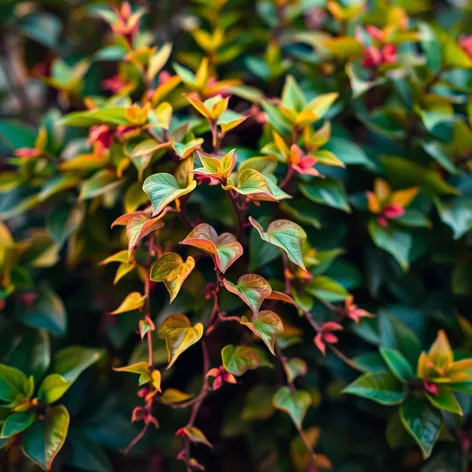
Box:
[149, 253, 195, 303]
[273, 386, 311, 429]
[249, 217, 307, 270]
[110, 292, 146, 315]
[158, 314, 204, 369]
[240, 310, 283, 355]
[142, 173, 197, 216]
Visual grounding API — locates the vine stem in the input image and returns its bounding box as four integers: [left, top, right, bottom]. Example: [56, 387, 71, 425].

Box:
[281, 250, 363, 372]
[183, 341, 210, 472]
[144, 237, 154, 367]
[279, 165, 295, 190]
[123, 236, 155, 454]
[123, 424, 149, 455]
[228, 189, 246, 239]
[274, 342, 318, 467]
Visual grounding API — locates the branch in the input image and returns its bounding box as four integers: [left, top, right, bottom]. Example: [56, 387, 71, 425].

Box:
[183, 341, 210, 472]
[274, 342, 318, 467]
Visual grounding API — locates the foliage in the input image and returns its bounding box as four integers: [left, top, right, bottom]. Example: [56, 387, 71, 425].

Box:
[1, 0, 472, 471]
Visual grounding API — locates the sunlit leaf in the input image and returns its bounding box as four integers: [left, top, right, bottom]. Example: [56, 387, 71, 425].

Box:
[150, 253, 195, 302]
[158, 314, 204, 368]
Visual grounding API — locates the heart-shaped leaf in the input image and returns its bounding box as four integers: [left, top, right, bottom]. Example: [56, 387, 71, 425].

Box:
[273, 386, 311, 429]
[150, 253, 195, 302]
[112, 211, 166, 257]
[110, 292, 146, 315]
[400, 396, 443, 459]
[221, 345, 260, 376]
[180, 223, 243, 273]
[285, 358, 308, 383]
[342, 372, 407, 405]
[158, 314, 204, 369]
[249, 217, 307, 270]
[21, 405, 70, 471]
[240, 310, 284, 355]
[142, 173, 196, 217]
[223, 169, 291, 202]
[223, 274, 272, 316]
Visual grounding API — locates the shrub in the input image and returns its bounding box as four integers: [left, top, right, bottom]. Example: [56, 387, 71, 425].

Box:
[1, 1, 472, 471]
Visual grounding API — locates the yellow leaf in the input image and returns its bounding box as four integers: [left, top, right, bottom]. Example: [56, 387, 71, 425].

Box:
[110, 292, 146, 315]
[158, 314, 204, 368]
[428, 330, 453, 371]
[150, 253, 195, 302]
[390, 187, 419, 207]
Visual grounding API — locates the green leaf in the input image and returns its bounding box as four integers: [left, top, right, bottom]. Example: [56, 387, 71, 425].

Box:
[422, 141, 457, 174]
[281, 75, 305, 111]
[0, 364, 30, 402]
[249, 218, 280, 270]
[400, 396, 443, 459]
[379, 313, 420, 368]
[368, 220, 412, 271]
[381, 156, 458, 195]
[223, 274, 272, 316]
[285, 358, 308, 383]
[21, 405, 70, 470]
[323, 137, 374, 168]
[342, 372, 407, 405]
[223, 169, 290, 201]
[249, 218, 306, 270]
[300, 179, 351, 213]
[304, 276, 349, 302]
[52, 346, 103, 383]
[280, 199, 322, 229]
[142, 173, 196, 217]
[158, 314, 204, 369]
[60, 108, 129, 126]
[273, 386, 311, 429]
[150, 253, 195, 302]
[46, 201, 84, 249]
[66, 430, 112, 472]
[221, 345, 259, 376]
[0, 120, 36, 150]
[79, 170, 122, 200]
[379, 347, 413, 382]
[180, 223, 243, 273]
[38, 374, 70, 405]
[386, 411, 413, 450]
[425, 385, 462, 415]
[177, 426, 212, 448]
[1, 412, 35, 438]
[240, 310, 283, 355]
[435, 196, 472, 240]
[16, 288, 67, 337]
[418, 22, 442, 73]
